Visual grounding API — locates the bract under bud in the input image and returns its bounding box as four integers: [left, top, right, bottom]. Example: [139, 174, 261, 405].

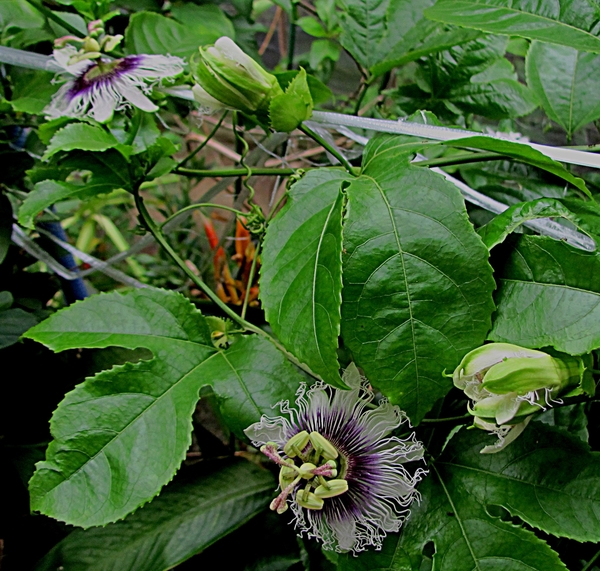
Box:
[191, 36, 283, 115]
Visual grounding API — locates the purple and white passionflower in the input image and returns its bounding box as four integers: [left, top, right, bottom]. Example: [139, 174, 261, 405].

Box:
[244, 364, 426, 553]
[44, 46, 184, 122]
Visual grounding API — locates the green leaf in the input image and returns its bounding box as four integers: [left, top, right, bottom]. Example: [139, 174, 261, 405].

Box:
[0, 0, 44, 31]
[43, 123, 120, 161]
[297, 16, 330, 37]
[195, 335, 306, 438]
[341, 135, 495, 423]
[19, 151, 132, 228]
[425, 0, 600, 54]
[390, 34, 537, 120]
[339, 439, 568, 570]
[0, 193, 12, 264]
[440, 424, 600, 542]
[125, 11, 208, 59]
[36, 460, 275, 571]
[446, 77, 538, 119]
[478, 197, 596, 249]
[0, 307, 38, 349]
[526, 41, 600, 137]
[308, 39, 341, 70]
[170, 3, 235, 44]
[111, 112, 161, 155]
[18, 181, 83, 228]
[443, 136, 591, 196]
[371, 25, 482, 77]
[24, 289, 300, 526]
[10, 69, 59, 114]
[261, 169, 351, 388]
[337, 0, 439, 70]
[489, 235, 600, 355]
[459, 160, 570, 204]
[269, 68, 314, 132]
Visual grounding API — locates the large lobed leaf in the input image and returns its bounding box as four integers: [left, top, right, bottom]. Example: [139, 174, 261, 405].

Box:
[25, 289, 303, 527]
[341, 135, 495, 423]
[338, 425, 594, 571]
[441, 424, 600, 542]
[337, 0, 476, 75]
[36, 459, 275, 571]
[425, 0, 600, 54]
[489, 235, 600, 355]
[260, 169, 351, 388]
[125, 10, 232, 59]
[526, 40, 600, 137]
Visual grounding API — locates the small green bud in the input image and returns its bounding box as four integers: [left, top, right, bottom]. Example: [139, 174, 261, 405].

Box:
[314, 479, 349, 498]
[295, 490, 324, 510]
[102, 34, 123, 53]
[83, 37, 101, 53]
[191, 36, 283, 116]
[309, 431, 338, 460]
[284, 431, 310, 458]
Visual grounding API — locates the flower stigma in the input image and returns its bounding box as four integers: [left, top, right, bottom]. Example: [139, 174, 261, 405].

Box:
[261, 431, 348, 515]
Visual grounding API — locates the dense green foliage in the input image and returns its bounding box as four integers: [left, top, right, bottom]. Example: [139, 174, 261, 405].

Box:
[2, 0, 600, 569]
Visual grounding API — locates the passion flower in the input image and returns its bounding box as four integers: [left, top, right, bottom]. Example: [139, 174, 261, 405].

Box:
[244, 365, 426, 553]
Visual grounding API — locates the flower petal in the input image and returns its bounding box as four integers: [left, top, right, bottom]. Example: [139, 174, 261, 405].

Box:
[117, 82, 158, 112]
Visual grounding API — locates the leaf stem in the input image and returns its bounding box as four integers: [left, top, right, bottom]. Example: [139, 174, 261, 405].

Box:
[287, 1, 298, 70]
[28, 0, 86, 37]
[241, 238, 261, 320]
[420, 414, 473, 425]
[582, 548, 600, 571]
[299, 123, 356, 175]
[176, 110, 228, 168]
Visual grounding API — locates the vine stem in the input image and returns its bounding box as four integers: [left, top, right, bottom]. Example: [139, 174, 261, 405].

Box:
[176, 110, 228, 168]
[134, 188, 318, 378]
[420, 414, 473, 425]
[299, 123, 356, 175]
[176, 166, 298, 177]
[287, 1, 298, 70]
[582, 548, 600, 571]
[175, 153, 512, 179]
[159, 203, 245, 230]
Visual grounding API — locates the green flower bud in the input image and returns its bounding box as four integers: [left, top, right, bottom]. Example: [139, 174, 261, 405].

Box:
[191, 37, 283, 115]
[314, 479, 349, 498]
[454, 343, 587, 452]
